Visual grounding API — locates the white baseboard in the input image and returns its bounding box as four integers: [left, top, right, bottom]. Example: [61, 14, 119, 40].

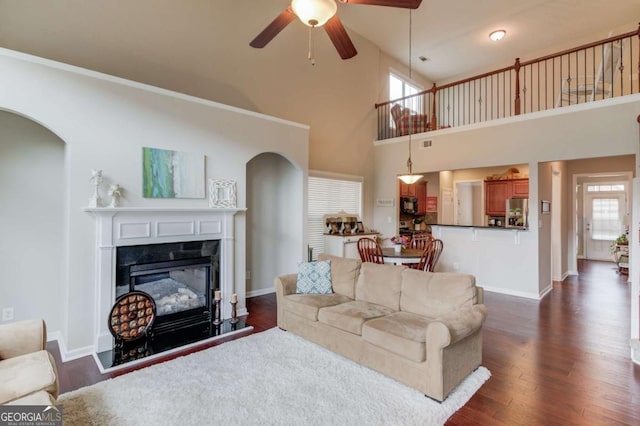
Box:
[552, 271, 571, 282]
[246, 287, 275, 298]
[47, 330, 94, 362]
[481, 285, 541, 300]
[539, 284, 553, 299]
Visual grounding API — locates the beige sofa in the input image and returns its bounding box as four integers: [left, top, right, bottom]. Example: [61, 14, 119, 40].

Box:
[274, 254, 487, 402]
[0, 319, 59, 405]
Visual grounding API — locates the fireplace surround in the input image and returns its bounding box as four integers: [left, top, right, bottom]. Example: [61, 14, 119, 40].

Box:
[85, 207, 246, 354]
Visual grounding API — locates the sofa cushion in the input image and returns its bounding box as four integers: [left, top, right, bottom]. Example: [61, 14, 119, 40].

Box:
[296, 260, 333, 294]
[400, 269, 477, 318]
[317, 254, 361, 299]
[362, 312, 435, 362]
[318, 301, 395, 336]
[6, 390, 56, 406]
[0, 350, 58, 404]
[355, 262, 405, 311]
[283, 294, 352, 321]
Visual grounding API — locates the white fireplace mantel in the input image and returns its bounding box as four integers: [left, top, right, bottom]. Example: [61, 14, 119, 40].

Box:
[84, 207, 246, 352]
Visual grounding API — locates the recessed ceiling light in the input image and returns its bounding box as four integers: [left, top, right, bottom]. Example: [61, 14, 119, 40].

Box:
[489, 30, 506, 41]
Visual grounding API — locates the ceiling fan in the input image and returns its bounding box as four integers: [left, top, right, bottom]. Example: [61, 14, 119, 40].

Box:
[250, 0, 422, 60]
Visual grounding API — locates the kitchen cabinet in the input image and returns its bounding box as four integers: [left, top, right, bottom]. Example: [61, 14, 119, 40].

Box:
[484, 178, 529, 216]
[415, 182, 427, 215]
[485, 181, 511, 216]
[399, 181, 416, 197]
[511, 179, 529, 198]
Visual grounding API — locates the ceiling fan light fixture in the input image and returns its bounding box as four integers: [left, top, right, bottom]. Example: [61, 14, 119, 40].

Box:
[291, 0, 338, 27]
[489, 29, 506, 41]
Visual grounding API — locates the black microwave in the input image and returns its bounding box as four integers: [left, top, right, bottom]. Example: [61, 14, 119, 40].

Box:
[401, 197, 418, 214]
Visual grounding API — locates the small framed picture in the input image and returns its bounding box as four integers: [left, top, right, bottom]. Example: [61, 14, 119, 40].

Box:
[208, 179, 237, 208]
[541, 200, 551, 215]
[329, 223, 340, 234]
[356, 221, 365, 233]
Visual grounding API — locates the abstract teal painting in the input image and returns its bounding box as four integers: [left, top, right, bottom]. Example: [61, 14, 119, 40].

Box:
[142, 147, 205, 198]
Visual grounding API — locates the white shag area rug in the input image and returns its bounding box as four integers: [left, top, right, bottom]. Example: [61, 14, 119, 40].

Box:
[60, 328, 490, 426]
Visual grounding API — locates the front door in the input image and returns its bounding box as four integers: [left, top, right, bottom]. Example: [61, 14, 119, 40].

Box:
[584, 188, 626, 261]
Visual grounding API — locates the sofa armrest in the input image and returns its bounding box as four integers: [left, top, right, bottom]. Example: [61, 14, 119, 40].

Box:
[0, 319, 47, 360]
[426, 304, 487, 348]
[274, 274, 297, 297]
[274, 274, 298, 329]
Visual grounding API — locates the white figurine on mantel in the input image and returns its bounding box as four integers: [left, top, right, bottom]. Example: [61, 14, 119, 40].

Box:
[108, 184, 123, 208]
[88, 169, 103, 208]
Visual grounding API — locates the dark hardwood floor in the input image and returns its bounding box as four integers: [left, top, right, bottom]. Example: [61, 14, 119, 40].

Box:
[49, 260, 640, 424]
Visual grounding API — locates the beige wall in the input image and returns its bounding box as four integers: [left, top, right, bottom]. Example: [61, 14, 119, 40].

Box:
[538, 161, 553, 292]
[0, 112, 65, 330]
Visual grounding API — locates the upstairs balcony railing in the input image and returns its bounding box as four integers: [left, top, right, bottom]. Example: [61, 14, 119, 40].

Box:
[375, 25, 640, 140]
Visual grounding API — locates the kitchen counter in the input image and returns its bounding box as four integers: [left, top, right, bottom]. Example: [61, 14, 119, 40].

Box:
[323, 233, 380, 259]
[427, 224, 528, 231]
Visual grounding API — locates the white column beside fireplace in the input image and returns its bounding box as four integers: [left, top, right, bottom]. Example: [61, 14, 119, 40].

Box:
[85, 207, 246, 353]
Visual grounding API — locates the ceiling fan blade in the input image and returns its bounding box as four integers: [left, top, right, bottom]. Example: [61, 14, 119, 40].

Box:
[249, 7, 297, 48]
[324, 15, 357, 60]
[338, 0, 422, 8]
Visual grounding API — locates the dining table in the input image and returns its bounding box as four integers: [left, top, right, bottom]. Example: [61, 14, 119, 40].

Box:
[381, 247, 423, 265]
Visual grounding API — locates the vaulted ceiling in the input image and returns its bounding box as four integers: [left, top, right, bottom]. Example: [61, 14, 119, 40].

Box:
[1, 1, 639, 88]
[263, 0, 640, 81]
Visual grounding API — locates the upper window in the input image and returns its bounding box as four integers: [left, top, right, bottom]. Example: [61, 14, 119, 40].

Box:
[587, 184, 625, 192]
[390, 72, 422, 112]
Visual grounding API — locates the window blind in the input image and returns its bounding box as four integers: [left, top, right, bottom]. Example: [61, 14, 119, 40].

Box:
[308, 175, 362, 261]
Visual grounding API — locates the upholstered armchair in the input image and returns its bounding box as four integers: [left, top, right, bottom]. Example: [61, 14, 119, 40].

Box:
[0, 319, 59, 405]
[390, 103, 430, 136]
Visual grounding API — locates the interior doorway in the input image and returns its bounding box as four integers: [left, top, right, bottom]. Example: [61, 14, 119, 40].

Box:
[0, 111, 65, 327]
[541, 155, 634, 281]
[246, 152, 302, 298]
[454, 181, 484, 226]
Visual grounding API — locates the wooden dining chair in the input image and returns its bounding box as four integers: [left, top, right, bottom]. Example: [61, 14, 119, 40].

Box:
[357, 237, 385, 264]
[426, 239, 444, 272]
[410, 232, 434, 250]
[413, 239, 444, 271]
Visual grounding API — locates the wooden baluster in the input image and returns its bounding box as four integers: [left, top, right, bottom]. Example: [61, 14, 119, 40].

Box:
[430, 83, 437, 130]
[514, 57, 521, 115]
[637, 22, 640, 94]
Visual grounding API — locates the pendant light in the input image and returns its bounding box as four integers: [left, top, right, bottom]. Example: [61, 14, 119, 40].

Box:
[398, 10, 423, 185]
[398, 141, 422, 184]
